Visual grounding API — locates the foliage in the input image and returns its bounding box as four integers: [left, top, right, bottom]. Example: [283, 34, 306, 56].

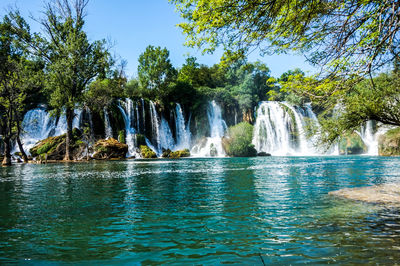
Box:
[138, 45, 177, 94]
[85, 71, 126, 112]
[9, 0, 112, 160]
[171, 0, 400, 78]
[118, 130, 125, 144]
[223, 122, 257, 157]
[0, 12, 43, 163]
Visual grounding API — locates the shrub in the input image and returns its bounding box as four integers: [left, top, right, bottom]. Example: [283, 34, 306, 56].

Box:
[118, 130, 125, 144]
[224, 122, 257, 157]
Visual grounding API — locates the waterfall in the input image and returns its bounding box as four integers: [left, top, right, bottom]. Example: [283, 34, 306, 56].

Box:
[118, 99, 140, 157]
[148, 101, 176, 155]
[359, 121, 392, 155]
[175, 103, 191, 150]
[160, 117, 175, 151]
[149, 101, 161, 153]
[252, 101, 323, 156]
[17, 107, 85, 155]
[191, 100, 227, 157]
[104, 107, 113, 139]
[141, 98, 145, 133]
[18, 108, 55, 154]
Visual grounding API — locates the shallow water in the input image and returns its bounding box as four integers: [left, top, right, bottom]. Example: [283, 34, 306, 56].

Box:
[1, 156, 400, 264]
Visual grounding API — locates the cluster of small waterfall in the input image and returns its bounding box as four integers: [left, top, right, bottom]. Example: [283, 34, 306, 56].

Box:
[16, 99, 387, 157]
[117, 99, 192, 157]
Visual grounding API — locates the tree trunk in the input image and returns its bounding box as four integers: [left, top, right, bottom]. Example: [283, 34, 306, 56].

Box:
[16, 121, 28, 163]
[64, 107, 74, 161]
[2, 137, 12, 166]
[16, 135, 28, 163]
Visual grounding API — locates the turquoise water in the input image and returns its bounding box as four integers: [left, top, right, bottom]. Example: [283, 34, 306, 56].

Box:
[1, 156, 400, 264]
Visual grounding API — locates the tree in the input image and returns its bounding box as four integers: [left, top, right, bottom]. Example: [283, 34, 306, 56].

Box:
[137, 45, 177, 97]
[0, 13, 42, 165]
[10, 0, 111, 161]
[171, 0, 400, 79]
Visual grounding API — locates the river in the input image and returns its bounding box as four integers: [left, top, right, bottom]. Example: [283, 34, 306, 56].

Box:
[1, 156, 400, 264]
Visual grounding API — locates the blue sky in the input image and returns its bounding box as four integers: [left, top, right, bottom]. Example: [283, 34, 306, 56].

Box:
[1, 0, 315, 78]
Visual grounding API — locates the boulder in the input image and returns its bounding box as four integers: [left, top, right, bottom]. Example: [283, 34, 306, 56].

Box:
[140, 145, 157, 158]
[29, 128, 86, 160]
[92, 138, 128, 159]
[378, 127, 400, 156]
[257, 152, 271, 157]
[162, 149, 172, 158]
[169, 149, 190, 159]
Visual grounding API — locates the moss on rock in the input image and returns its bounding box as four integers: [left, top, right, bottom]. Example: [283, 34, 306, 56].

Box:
[169, 149, 190, 159]
[378, 127, 400, 156]
[140, 145, 157, 158]
[29, 128, 85, 160]
[92, 138, 128, 159]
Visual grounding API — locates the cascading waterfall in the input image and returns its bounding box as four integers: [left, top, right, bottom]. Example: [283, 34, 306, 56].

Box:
[148, 101, 176, 155]
[104, 107, 113, 139]
[149, 101, 161, 153]
[252, 101, 322, 156]
[18, 108, 56, 154]
[359, 121, 392, 155]
[16, 108, 84, 155]
[175, 103, 191, 150]
[118, 99, 140, 157]
[191, 100, 227, 157]
[19, 99, 388, 159]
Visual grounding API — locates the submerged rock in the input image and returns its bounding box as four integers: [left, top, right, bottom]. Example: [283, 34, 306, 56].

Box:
[378, 127, 400, 156]
[92, 138, 128, 159]
[329, 184, 400, 206]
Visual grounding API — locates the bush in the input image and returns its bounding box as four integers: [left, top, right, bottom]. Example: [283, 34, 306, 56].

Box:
[223, 122, 257, 157]
[118, 130, 125, 144]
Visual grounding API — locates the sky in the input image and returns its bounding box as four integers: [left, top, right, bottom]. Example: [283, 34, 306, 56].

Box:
[0, 0, 316, 79]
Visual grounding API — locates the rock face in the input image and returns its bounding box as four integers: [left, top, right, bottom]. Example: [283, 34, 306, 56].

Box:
[29, 128, 86, 160]
[339, 133, 367, 155]
[378, 127, 400, 156]
[92, 138, 128, 159]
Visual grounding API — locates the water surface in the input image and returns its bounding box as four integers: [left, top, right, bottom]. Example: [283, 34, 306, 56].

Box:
[1, 156, 400, 264]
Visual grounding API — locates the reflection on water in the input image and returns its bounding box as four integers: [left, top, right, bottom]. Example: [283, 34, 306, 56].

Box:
[0, 156, 400, 264]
